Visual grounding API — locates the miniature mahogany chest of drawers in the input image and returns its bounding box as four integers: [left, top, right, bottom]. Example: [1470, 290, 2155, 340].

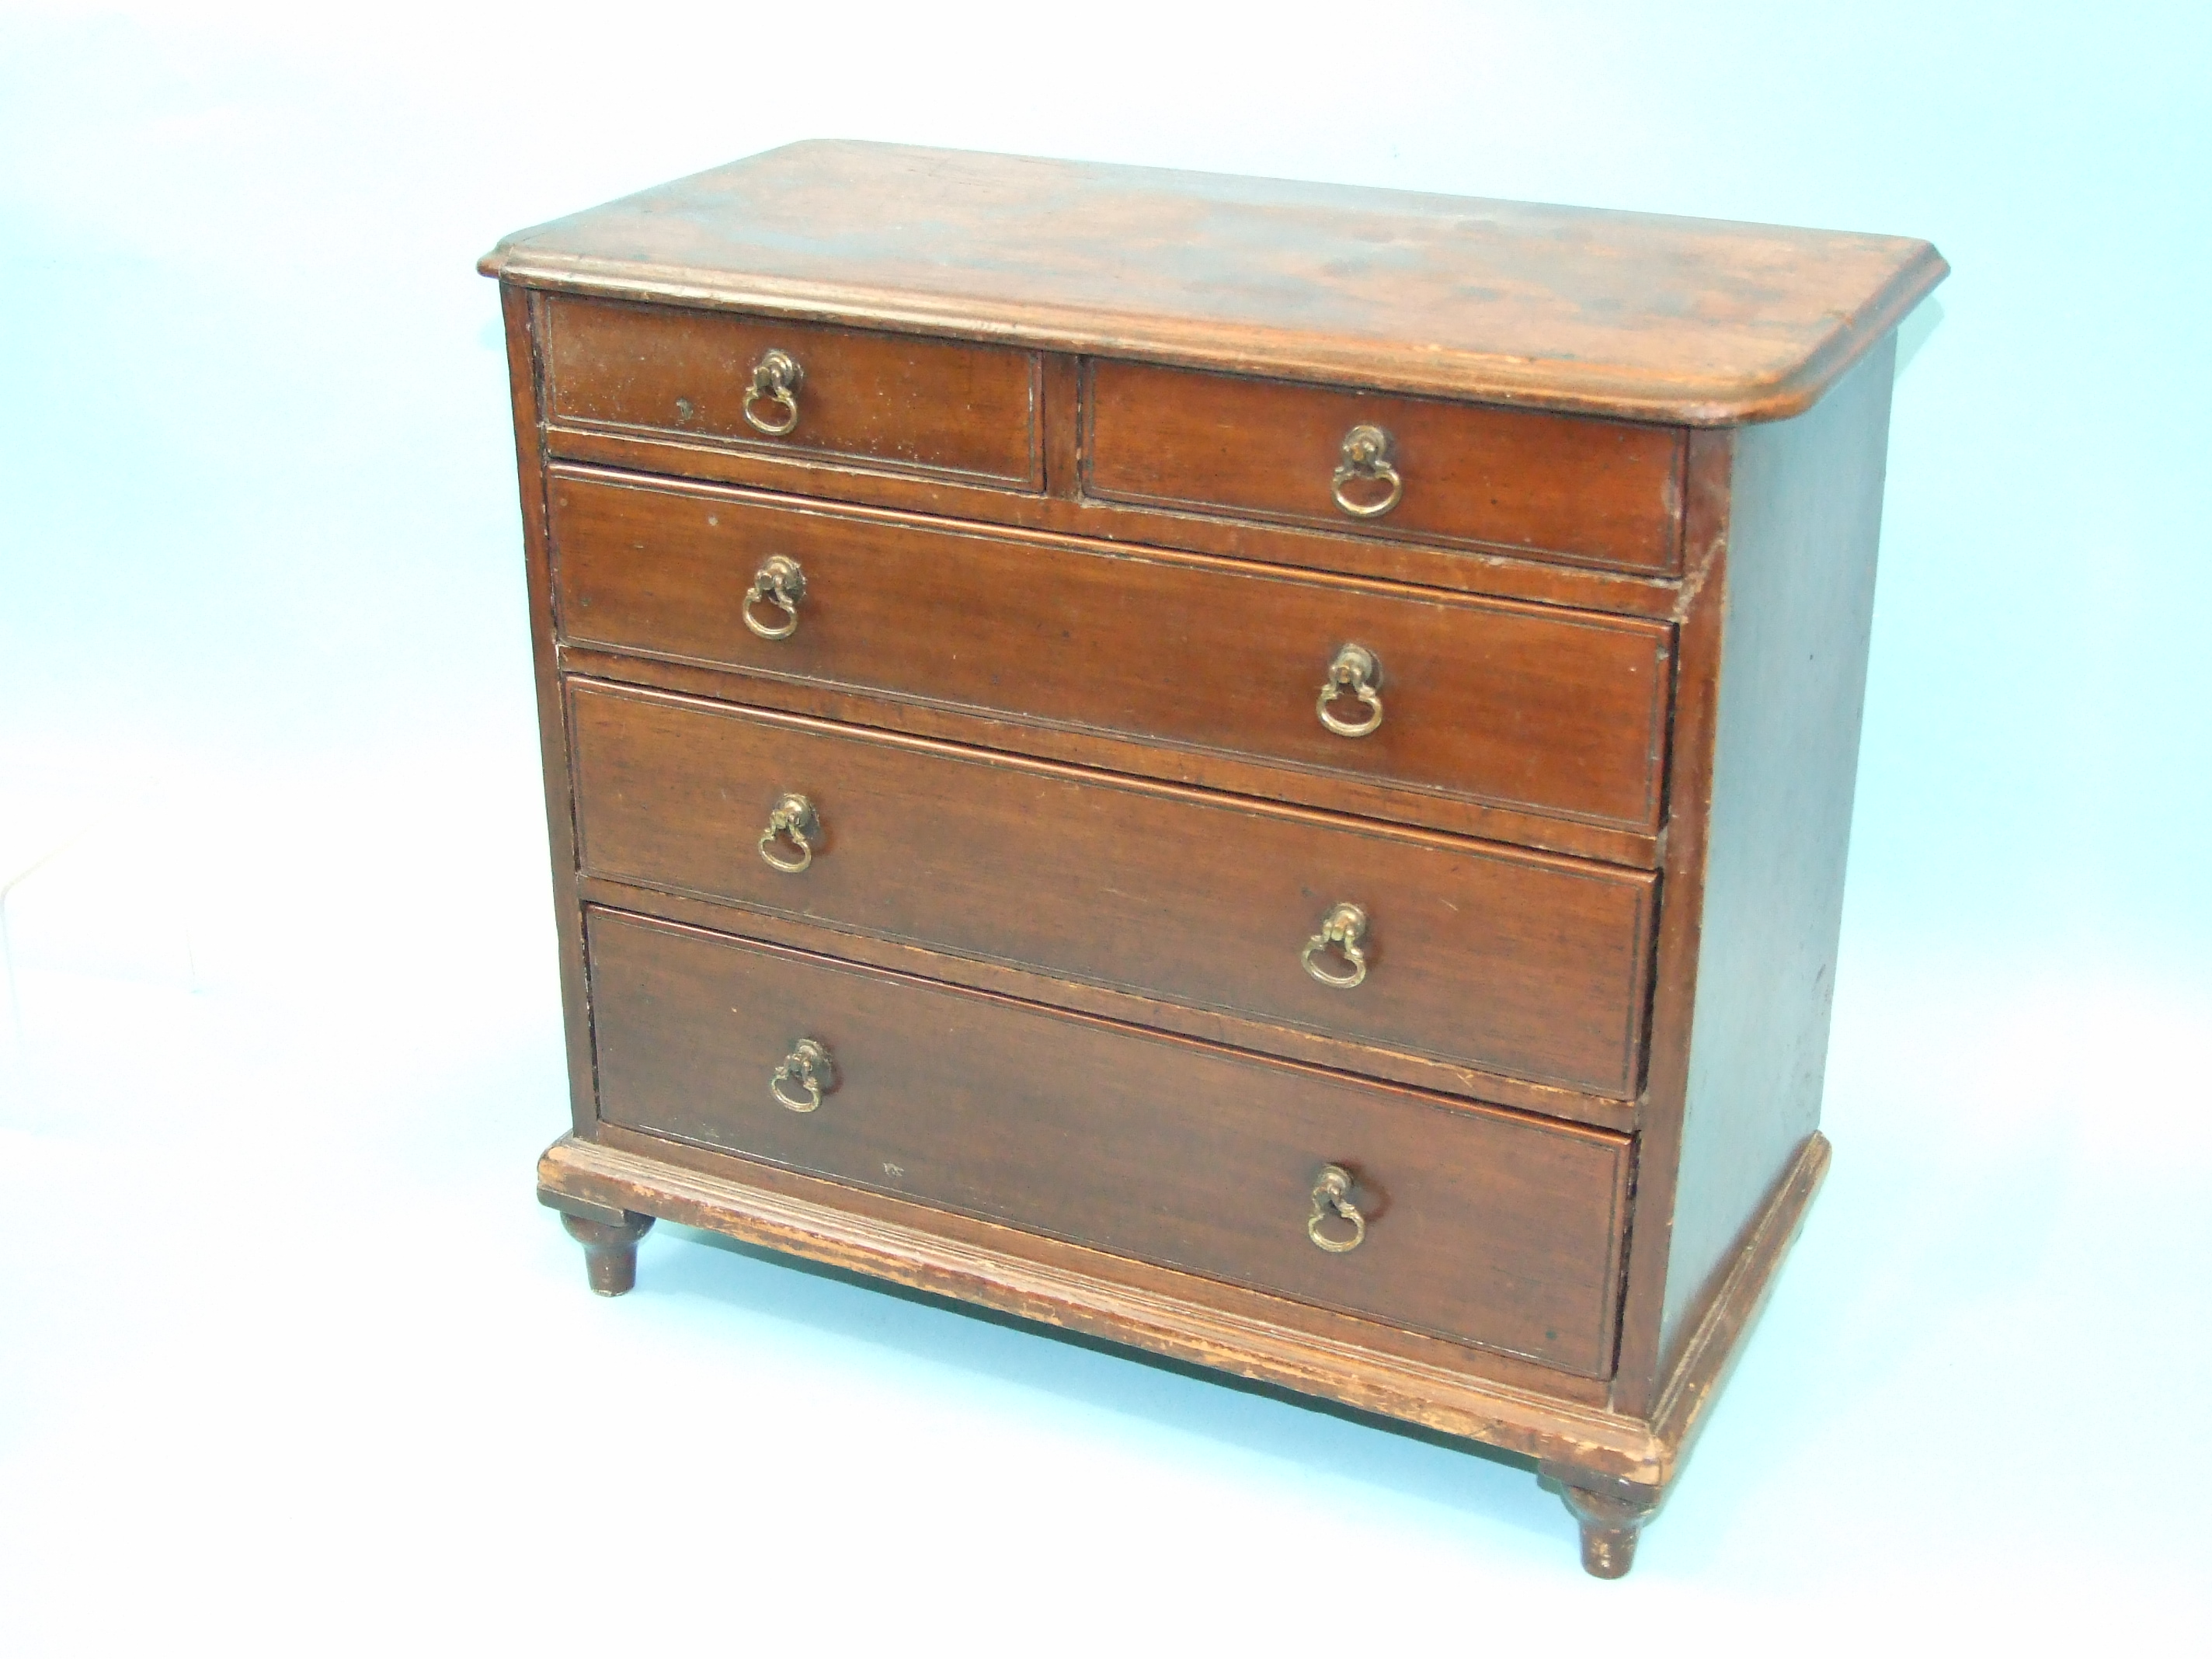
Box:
[482, 143, 1944, 1577]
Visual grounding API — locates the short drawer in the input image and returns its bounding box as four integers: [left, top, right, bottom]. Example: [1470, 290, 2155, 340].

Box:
[550, 471, 1672, 837]
[569, 682, 1657, 1098]
[586, 907, 1632, 1376]
[542, 297, 1042, 488]
[1085, 360, 1685, 572]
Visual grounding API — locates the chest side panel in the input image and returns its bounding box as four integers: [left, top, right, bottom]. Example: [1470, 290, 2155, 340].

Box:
[1657, 340, 1896, 1367]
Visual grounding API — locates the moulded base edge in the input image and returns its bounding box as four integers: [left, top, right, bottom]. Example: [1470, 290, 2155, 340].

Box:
[535, 1127, 1828, 1497]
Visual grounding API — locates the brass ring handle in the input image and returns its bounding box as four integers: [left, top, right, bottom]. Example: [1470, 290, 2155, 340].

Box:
[1300, 903, 1369, 989]
[770, 1037, 836, 1113]
[743, 348, 804, 436]
[1331, 424, 1402, 519]
[1307, 1164, 1366, 1254]
[758, 792, 819, 873]
[743, 555, 807, 640]
[1317, 643, 1383, 738]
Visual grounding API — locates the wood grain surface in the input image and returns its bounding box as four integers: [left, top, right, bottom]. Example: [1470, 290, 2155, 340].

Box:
[544, 295, 1042, 486]
[573, 875, 1641, 1132]
[548, 468, 1675, 837]
[548, 409, 1691, 624]
[483, 140, 1947, 423]
[1657, 343, 1892, 1368]
[544, 1130, 1647, 1450]
[498, 288, 600, 1136]
[567, 680, 1658, 1097]
[584, 907, 1632, 1376]
[489, 144, 1924, 1563]
[1086, 360, 1685, 572]
[539, 1115, 1830, 1484]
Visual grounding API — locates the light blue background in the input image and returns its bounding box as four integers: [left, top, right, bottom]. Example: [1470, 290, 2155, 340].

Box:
[2, 3, 2205, 1646]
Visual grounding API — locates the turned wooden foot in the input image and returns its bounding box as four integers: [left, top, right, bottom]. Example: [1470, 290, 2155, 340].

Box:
[559, 1210, 655, 1296]
[1556, 1482, 1660, 1579]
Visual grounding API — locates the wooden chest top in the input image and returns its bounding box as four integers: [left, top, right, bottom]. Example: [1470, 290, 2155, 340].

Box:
[479, 139, 1946, 423]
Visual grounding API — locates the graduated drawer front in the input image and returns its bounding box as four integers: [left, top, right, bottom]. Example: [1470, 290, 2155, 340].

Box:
[1086, 360, 1685, 573]
[586, 907, 1632, 1376]
[551, 472, 1672, 837]
[569, 682, 1657, 1098]
[543, 297, 1042, 488]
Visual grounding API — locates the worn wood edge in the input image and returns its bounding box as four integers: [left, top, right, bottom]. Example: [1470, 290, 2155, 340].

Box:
[591, 1116, 1610, 1406]
[1641, 1130, 1831, 1485]
[1041, 353, 1082, 500]
[1749, 251, 1947, 423]
[499, 286, 600, 1139]
[478, 252, 1946, 426]
[536, 1184, 631, 1228]
[1606, 431, 1734, 1415]
[537, 1132, 1670, 1479]
[548, 416, 1045, 493]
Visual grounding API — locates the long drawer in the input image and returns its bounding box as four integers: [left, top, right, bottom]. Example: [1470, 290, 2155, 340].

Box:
[549, 470, 1674, 838]
[586, 906, 1632, 1377]
[569, 680, 1657, 1098]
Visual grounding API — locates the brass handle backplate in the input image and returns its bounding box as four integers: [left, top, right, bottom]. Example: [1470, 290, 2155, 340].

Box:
[759, 792, 819, 873]
[1300, 903, 1370, 989]
[771, 1037, 836, 1112]
[743, 348, 804, 436]
[1317, 643, 1384, 738]
[1332, 424, 1402, 519]
[1307, 1164, 1366, 1253]
[743, 554, 807, 640]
